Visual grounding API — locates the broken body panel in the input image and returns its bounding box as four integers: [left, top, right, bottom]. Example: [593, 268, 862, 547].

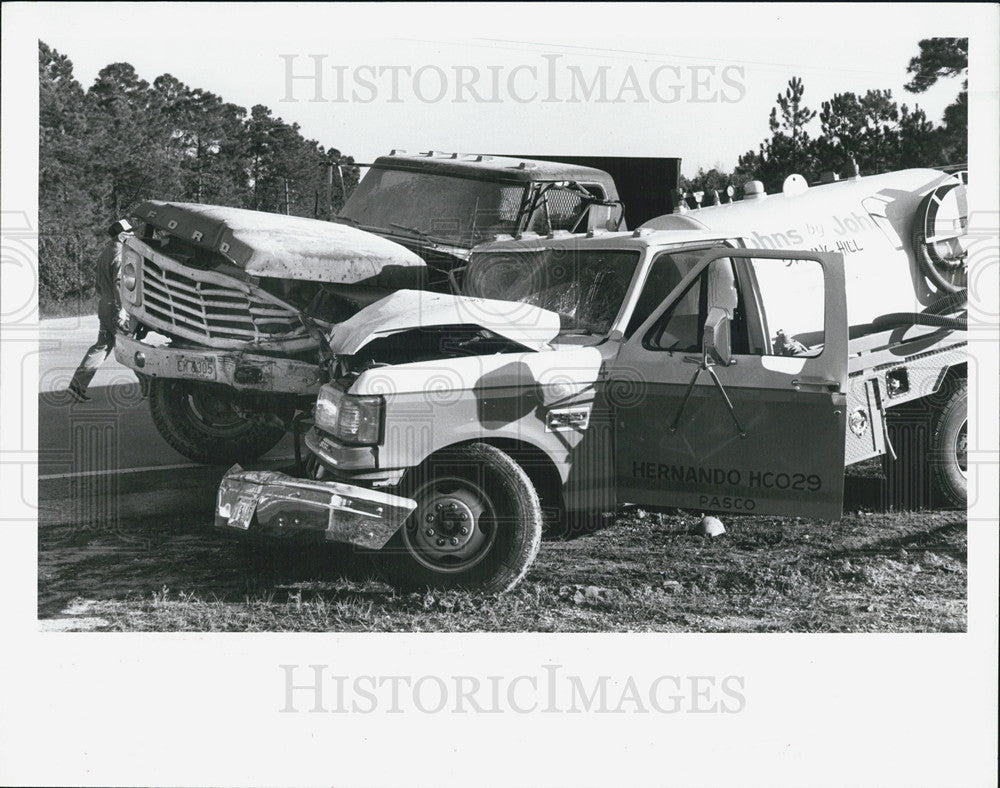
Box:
[326, 289, 562, 355]
[133, 200, 426, 281]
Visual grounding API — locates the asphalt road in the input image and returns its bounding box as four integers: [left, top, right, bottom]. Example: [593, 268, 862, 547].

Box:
[37, 316, 299, 620]
[38, 315, 295, 478]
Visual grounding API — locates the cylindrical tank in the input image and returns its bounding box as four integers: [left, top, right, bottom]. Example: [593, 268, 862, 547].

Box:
[641, 169, 967, 325]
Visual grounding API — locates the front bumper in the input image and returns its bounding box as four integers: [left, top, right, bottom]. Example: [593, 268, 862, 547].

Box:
[115, 333, 323, 395]
[215, 464, 416, 550]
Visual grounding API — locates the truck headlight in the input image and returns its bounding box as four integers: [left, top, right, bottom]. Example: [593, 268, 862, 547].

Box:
[121, 247, 141, 304]
[314, 384, 382, 445]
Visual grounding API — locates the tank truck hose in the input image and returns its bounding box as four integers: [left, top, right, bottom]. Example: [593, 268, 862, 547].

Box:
[922, 288, 968, 315]
[870, 312, 967, 332]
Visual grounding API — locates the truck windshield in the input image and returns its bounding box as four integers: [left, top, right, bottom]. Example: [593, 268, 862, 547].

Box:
[339, 168, 528, 246]
[464, 249, 642, 335]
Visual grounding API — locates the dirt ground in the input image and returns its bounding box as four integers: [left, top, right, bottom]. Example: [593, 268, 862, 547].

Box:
[37, 463, 967, 632]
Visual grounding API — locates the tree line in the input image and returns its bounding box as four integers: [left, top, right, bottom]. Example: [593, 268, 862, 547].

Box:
[680, 38, 968, 198]
[39, 41, 361, 310]
[39, 39, 967, 311]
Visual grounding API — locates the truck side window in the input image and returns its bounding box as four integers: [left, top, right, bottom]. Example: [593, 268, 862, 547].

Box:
[624, 251, 684, 337]
[640, 255, 753, 354]
[527, 185, 604, 233]
[739, 257, 826, 356]
[643, 270, 707, 352]
[497, 186, 528, 222]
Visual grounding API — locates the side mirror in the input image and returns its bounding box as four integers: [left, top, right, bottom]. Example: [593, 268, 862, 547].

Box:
[703, 307, 731, 366]
[608, 203, 625, 231]
[702, 259, 738, 366]
[584, 203, 611, 231]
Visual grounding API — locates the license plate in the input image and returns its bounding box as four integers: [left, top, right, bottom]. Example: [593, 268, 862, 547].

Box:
[228, 494, 257, 530]
[176, 355, 216, 380]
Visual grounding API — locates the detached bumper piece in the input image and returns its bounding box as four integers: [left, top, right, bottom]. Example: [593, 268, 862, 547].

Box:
[215, 465, 416, 550]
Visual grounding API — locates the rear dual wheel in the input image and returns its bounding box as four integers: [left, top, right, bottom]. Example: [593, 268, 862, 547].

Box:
[884, 377, 967, 509]
[929, 378, 967, 508]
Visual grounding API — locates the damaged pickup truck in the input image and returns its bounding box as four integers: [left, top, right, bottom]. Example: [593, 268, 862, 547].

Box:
[115, 151, 637, 463]
[216, 167, 968, 593]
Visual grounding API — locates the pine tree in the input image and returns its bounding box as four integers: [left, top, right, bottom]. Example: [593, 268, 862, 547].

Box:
[38, 41, 361, 312]
[39, 43, 99, 306]
[737, 77, 817, 192]
[905, 38, 967, 164]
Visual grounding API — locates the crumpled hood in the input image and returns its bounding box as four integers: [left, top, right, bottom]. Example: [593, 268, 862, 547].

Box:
[132, 200, 424, 284]
[326, 290, 562, 355]
[350, 343, 604, 399]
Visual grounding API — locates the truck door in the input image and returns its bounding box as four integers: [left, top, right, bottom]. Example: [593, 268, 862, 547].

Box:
[612, 248, 848, 520]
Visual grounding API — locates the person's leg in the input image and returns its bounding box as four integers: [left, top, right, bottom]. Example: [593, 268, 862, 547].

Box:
[68, 327, 115, 400]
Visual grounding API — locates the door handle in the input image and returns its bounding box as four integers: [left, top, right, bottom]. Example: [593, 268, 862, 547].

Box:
[791, 377, 841, 393]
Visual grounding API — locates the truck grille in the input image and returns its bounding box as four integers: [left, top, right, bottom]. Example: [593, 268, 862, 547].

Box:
[138, 253, 309, 348]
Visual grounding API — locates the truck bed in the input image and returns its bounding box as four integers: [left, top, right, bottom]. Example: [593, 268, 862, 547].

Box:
[844, 324, 966, 466]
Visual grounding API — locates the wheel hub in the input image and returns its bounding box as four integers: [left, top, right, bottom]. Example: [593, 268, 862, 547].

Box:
[414, 491, 480, 554]
[404, 477, 496, 572]
[187, 386, 251, 433]
[957, 420, 968, 477]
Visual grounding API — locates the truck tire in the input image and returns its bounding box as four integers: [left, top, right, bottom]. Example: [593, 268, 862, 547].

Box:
[883, 377, 967, 510]
[148, 378, 287, 464]
[929, 378, 967, 508]
[376, 443, 543, 593]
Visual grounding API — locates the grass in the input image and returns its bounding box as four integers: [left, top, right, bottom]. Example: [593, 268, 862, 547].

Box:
[40, 503, 966, 633]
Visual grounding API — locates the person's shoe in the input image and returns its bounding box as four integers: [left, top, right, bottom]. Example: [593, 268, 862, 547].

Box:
[68, 384, 90, 403]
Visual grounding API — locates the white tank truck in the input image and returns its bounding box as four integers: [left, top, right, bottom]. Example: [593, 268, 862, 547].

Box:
[213, 167, 969, 592]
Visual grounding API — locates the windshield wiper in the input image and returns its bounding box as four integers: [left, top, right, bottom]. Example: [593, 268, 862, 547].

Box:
[337, 216, 438, 241]
[336, 216, 395, 234]
[387, 223, 455, 246]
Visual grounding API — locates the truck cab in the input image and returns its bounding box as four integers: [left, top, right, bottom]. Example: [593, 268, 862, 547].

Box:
[337, 151, 625, 280]
[218, 230, 858, 591]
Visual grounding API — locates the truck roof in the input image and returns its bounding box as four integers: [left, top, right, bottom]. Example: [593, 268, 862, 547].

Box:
[473, 228, 732, 255]
[642, 167, 959, 231]
[370, 151, 616, 184]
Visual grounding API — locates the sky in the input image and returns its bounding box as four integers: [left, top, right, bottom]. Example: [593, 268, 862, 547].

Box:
[29, 3, 970, 177]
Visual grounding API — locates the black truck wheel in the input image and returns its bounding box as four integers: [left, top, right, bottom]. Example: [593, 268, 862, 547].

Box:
[148, 378, 288, 464]
[883, 377, 967, 510]
[376, 443, 543, 593]
[929, 378, 967, 508]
